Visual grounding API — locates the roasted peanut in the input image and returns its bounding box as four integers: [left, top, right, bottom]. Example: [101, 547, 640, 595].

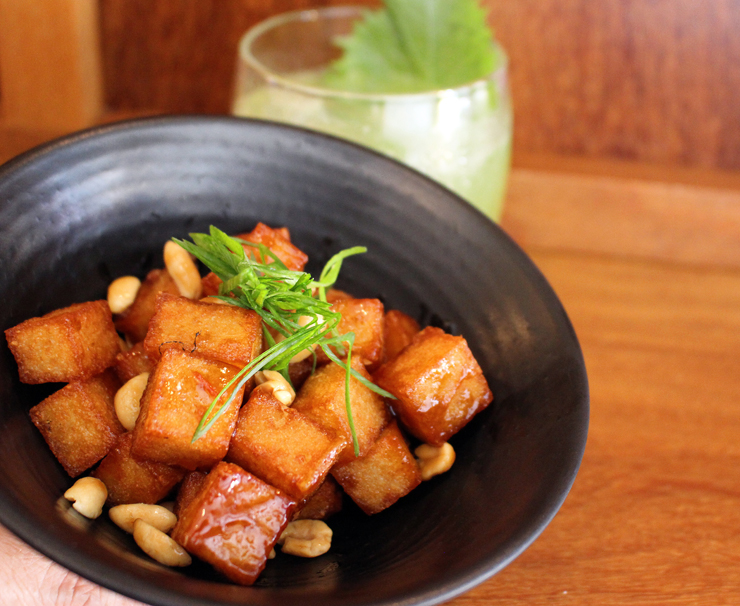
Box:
[415, 442, 456, 481]
[272, 315, 321, 364]
[255, 369, 296, 406]
[64, 477, 107, 519]
[159, 501, 176, 513]
[163, 241, 202, 300]
[109, 503, 177, 534]
[278, 520, 332, 558]
[133, 519, 191, 567]
[199, 296, 229, 305]
[288, 347, 314, 364]
[114, 372, 149, 431]
[107, 276, 141, 314]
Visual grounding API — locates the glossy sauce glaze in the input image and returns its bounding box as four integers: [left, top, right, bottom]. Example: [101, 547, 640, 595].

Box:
[172, 461, 295, 585]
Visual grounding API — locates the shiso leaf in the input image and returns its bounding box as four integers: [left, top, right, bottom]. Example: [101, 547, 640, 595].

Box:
[323, 0, 501, 94]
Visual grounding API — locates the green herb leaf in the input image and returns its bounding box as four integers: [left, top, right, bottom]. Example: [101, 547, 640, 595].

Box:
[323, 0, 500, 94]
[178, 229, 392, 456]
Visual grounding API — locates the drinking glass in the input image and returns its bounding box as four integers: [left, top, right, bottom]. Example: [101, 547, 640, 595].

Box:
[233, 6, 512, 221]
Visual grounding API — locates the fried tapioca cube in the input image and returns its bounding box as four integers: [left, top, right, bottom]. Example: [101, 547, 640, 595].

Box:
[131, 349, 246, 470]
[287, 356, 314, 391]
[383, 309, 420, 362]
[5, 300, 120, 384]
[29, 370, 124, 477]
[114, 269, 180, 343]
[93, 432, 185, 505]
[143, 293, 262, 368]
[172, 461, 295, 586]
[331, 420, 421, 515]
[315, 298, 385, 371]
[113, 341, 156, 383]
[293, 357, 391, 465]
[200, 272, 222, 297]
[227, 387, 346, 501]
[236, 222, 308, 272]
[373, 327, 493, 446]
[293, 475, 343, 521]
[174, 470, 208, 517]
[325, 289, 353, 303]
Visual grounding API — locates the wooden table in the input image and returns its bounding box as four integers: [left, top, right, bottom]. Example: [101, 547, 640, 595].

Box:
[462, 156, 740, 605]
[0, 146, 738, 605]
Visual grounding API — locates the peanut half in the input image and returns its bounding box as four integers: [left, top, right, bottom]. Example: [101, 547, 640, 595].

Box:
[163, 241, 202, 300]
[133, 519, 191, 567]
[255, 369, 296, 406]
[63, 477, 108, 519]
[109, 503, 177, 534]
[107, 276, 141, 314]
[114, 372, 149, 431]
[415, 442, 456, 481]
[278, 520, 332, 558]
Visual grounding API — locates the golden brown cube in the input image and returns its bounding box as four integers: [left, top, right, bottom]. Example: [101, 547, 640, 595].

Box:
[143, 293, 262, 369]
[236, 222, 308, 272]
[316, 298, 385, 371]
[113, 341, 156, 383]
[200, 272, 222, 297]
[114, 269, 180, 343]
[373, 327, 493, 446]
[198, 273, 244, 300]
[174, 470, 208, 517]
[325, 288, 353, 303]
[262, 329, 314, 391]
[172, 461, 295, 586]
[131, 348, 246, 470]
[29, 370, 124, 477]
[6, 300, 120, 384]
[294, 475, 343, 520]
[227, 387, 346, 501]
[287, 355, 314, 391]
[293, 357, 391, 465]
[331, 420, 421, 515]
[383, 309, 420, 362]
[93, 432, 185, 505]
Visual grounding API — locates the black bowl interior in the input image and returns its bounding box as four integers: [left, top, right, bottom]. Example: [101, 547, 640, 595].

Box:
[0, 116, 588, 606]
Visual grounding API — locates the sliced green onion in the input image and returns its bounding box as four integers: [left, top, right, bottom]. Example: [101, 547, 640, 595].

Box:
[180, 228, 389, 454]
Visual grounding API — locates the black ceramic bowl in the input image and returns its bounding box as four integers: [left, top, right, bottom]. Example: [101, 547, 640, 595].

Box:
[0, 116, 588, 606]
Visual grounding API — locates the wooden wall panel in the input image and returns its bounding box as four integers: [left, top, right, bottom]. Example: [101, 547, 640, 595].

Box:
[489, 0, 740, 170]
[0, 0, 103, 131]
[99, 0, 378, 115]
[98, 0, 740, 170]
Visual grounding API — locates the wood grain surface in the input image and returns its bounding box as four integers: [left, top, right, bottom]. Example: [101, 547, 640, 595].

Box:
[0, 0, 103, 132]
[503, 154, 740, 269]
[98, 0, 378, 115]
[97, 0, 740, 170]
[445, 248, 740, 605]
[488, 0, 740, 170]
[0, 158, 737, 604]
[1, 2, 739, 600]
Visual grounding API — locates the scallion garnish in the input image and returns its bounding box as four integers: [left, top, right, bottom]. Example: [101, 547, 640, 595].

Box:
[175, 226, 394, 456]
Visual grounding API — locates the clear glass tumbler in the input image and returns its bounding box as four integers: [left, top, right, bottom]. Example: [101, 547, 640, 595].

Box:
[233, 6, 513, 221]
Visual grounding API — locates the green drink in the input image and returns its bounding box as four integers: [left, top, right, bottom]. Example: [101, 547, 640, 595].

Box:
[232, 6, 512, 221]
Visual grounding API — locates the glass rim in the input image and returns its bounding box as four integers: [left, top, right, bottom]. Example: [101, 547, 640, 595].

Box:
[238, 5, 509, 103]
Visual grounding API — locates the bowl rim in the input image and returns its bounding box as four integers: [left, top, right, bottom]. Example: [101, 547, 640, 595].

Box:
[0, 115, 589, 606]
